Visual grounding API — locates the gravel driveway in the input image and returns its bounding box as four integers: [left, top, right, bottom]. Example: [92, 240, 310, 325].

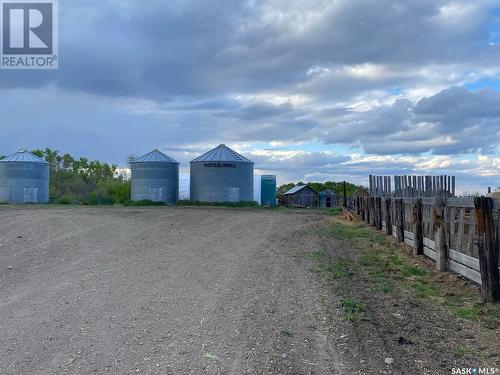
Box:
[0, 206, 342, 374]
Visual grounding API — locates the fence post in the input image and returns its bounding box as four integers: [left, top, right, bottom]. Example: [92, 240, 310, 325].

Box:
[385, 198, 392, 235]
[366, 197, 370, 222]
[371, 197, 377, 227]
[367, 197, 372, 224]
[395, 199, 404, 242]
[413, 198, 423, 255]
[343, 181, 347, 208]
[433, 194, 448, 272]
[359, 197, 365, 221]
[376, 197, 382, 230]
[474, 197, 500, 302]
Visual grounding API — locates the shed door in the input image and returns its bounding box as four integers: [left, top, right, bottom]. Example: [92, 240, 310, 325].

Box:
[326, 196, 332, 208]
[149, 187, 163, 202]
[24, 188, 38, 203]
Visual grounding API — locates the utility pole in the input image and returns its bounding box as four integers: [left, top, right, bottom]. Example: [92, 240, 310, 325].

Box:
[343, 181, 347, 208]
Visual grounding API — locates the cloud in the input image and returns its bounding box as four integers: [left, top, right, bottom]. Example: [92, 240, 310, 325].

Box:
[320, 87, 500, 155]
[251, 150, 498, 194]
[0, 0, 498, 193]
[216, 102, 293, 120]
[1, 0, 499, 100]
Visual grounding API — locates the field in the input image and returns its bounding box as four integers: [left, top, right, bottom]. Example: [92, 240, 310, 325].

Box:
[0, 206, 498, 374]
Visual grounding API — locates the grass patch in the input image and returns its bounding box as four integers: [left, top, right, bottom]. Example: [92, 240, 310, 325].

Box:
[401, 265, 428, 277]
[454, 307, 478, 320]
[453, 346, 472, 358]
[124, 200, 167, 206]
[412, 280, 439, 298]
[327, 208, 342, 215]
[310, 249, 363, 321]
[177, 200, 259, 208]
[376, 279, 393, 293]
[329, 223, 387, 245]
[323, 221, 500, 326]
[340, 297, 365, 321]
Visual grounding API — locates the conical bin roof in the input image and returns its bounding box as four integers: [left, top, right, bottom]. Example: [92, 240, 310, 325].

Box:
[190, 144, 253, 164]
[0, 149, 48, 164]
[131, 150, 179, 164]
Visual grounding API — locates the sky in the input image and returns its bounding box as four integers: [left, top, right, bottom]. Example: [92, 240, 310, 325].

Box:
[0, 0, 499, 194]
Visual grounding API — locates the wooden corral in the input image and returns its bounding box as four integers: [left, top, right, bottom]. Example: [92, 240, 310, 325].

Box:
[353, 187, 369, 198]
[354, 195, 500, 302]
[369, 175, 456, 197]
[283, 185, 319, 208]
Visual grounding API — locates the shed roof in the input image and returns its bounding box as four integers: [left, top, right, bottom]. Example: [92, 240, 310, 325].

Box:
[0, 149, 48, 164]
[320, 189, 338, 196]
[190, 144, 253, 164]
[131, 150, 179, 164]
[284, 185, 318, 195]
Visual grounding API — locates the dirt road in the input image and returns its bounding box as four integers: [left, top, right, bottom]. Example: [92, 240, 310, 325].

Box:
[1, 206, 498, 375]
[0, 207, 344, 374]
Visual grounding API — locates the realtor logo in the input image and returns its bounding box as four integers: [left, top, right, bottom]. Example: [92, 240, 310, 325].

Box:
[1, 0, 58, 69]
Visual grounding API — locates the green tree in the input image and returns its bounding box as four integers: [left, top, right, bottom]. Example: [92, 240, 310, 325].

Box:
[32, 148, 130, 205]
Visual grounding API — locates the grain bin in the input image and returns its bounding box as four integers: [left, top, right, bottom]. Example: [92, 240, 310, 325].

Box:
[0, 150, 49, 203]
[261, 175, 277, 207]
[130, 150, 179, 204]
[190, 144, 254, 202]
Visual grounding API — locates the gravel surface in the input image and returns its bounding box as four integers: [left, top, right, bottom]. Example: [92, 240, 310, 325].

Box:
[0, 206, 343, 374]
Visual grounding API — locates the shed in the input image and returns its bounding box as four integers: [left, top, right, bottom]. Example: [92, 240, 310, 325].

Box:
[283, 185, 319, 208]
[319, 190, 339, 208]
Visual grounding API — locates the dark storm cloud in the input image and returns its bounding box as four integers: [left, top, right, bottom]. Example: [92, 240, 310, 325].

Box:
[216, 102, 293, 120]
[0, 0, 499, 188]
[1, 0, 498, 99]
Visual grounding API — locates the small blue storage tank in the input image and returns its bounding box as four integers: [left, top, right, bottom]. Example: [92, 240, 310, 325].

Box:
[0, 150, 49, 204]
[261, 175, 277, 207]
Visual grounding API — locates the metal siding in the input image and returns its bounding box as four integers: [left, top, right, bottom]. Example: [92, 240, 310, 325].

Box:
[0, 162, 49, 203]
[190, 162, 254, 202]
[131, 162, 179, 204]
[191, 144, 253, 163]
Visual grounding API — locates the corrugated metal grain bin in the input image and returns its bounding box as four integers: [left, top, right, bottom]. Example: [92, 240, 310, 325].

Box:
[261, 175, 277, 207]
[190, 144, 254, 202]
[131, 150, 179, 204]
[0, 150, 49, 204]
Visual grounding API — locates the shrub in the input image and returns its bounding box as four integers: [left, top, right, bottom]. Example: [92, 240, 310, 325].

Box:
[124, 200, 167, 206]
[55, 194, 79, 205]
[176, 200, 259, 207]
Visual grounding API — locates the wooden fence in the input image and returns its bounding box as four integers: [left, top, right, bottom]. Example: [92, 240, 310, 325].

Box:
[354, 195, 500, 302]
[369, 174, 456, 197]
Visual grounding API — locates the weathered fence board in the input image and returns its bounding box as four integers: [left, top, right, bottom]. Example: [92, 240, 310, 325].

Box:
[370, 174, 456, 197]
[449, 260, 482, 285]
[355, 195, 500, 301]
